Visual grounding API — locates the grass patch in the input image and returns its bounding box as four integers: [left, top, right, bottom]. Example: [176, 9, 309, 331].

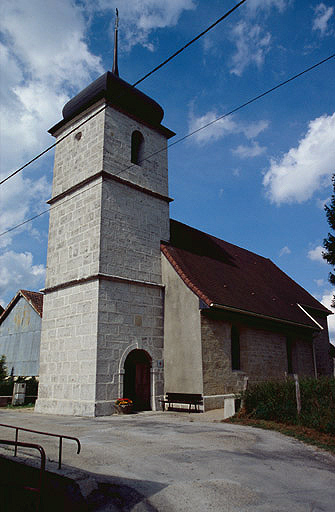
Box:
[5, 403, 35, 410]
[225, 415, 335, 454]
[227, 377, 335, 454]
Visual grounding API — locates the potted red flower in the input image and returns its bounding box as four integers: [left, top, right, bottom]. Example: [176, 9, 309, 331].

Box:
[115, 398, 133, 414]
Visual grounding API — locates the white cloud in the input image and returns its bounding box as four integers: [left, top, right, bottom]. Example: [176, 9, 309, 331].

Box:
[0, 0, 105, 264]
[90, 0, 196, 51]
[320, 290, 335, 342]
[263, 113, 335, 204]
[0, 0, 103, 175]
[0, 0, 196, 175]
[242, 120, 269, 139]
[0, 0, 197, 305]
[188, 111, 238, 144]
[247, 0, 288, 12]
[1, 0, 102, 86]
[279, 246, 291, 257]
[308, 245, 326, 264]
[313, 3, 334, 36]
[0, 250, 45, 307]
[232, 141, 266, 159]
[188, 110, 268, 145]
[314, 278, 325, 287]
[229, 22, 271, 76]
[0, 173, 50, 249]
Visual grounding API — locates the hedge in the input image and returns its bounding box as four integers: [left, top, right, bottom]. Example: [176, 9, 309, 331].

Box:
[241, 377, 335, 435]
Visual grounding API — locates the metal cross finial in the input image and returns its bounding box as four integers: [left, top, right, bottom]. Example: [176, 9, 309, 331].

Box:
[112, 8, 119, 76]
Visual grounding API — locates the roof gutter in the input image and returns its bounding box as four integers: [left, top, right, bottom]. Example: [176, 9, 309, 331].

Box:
[209, 303, 318, 331]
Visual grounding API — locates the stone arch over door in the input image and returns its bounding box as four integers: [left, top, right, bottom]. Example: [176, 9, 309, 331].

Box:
[123, 349, 152, 411]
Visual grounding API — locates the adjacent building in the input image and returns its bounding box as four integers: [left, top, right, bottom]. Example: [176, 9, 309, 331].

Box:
[0, 290, 43, 376]
[162, 219, 332, 410]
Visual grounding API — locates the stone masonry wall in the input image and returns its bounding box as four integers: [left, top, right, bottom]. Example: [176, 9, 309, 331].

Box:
[103, 108, 169, 197]
[201, 315, 246, 398]
[35, 280, 99, 416]
[38, 98, 170, 416]
[293, 337, 315, 376]
[100, 180, 169, 284]
[51, 103, 105, 197]
[200, 314, 316, 395]
[45, 182, 102, 289]
[95, 279, 164, 415]
[240, 327, 288, 384]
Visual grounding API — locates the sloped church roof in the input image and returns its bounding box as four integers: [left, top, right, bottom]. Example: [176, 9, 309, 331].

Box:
[161, 220, 330, 329]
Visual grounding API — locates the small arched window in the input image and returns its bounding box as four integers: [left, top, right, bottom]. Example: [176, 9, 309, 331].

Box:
[231, 325, 240, 371]
[131, 130, 144, 165]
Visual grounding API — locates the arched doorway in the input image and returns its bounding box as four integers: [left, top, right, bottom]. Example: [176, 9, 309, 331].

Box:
[124, 350, 151, 411]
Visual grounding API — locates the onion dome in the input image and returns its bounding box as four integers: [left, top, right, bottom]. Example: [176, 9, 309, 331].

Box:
[49, 71, 172, 136]
[64, 71, 164, 126]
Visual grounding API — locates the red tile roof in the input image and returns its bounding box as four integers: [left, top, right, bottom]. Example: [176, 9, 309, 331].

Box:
[20, 290, 43, 317]
[161, 220, 330, 329]
[0, 290, 43, 323]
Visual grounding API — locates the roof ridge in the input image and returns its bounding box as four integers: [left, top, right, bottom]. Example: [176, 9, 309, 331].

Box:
[170, 218, 269, 262]
[161, 244, 212, 306]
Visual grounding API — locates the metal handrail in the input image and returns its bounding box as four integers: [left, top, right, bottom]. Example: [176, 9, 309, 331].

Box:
[0, 439, 46, 511]
[0, 423, 81, 469]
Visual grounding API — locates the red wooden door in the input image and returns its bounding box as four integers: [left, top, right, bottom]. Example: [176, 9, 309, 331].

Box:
[124, 350, 151, 411]
[135, 362, 151, 410]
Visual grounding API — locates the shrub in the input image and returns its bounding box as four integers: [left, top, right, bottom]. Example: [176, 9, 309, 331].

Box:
[241, 376, 335, 434]
[298, 377, 335, 434]
[0, 376, 39, 404]
[0, 355, 8, 381]
[0, 378, 13, 396]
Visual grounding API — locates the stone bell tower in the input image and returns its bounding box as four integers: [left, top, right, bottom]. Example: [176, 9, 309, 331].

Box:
[35, 27, 174, 415]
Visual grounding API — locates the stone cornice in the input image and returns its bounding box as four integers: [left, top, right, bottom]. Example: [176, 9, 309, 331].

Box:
[42, 273, 164, 294]
[47, 170, 173, 205]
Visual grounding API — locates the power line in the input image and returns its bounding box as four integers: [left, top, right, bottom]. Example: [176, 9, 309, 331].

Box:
[1, 208, 51, 236]
[93, 53, 335, 181]
[132, 0, 247, 88]
[1, 53, 333, 239]
[0, 105, 106, 186]
[1, 181, 101, 237]
[0, 0, 247, 186]
[167, 53, 335, 148]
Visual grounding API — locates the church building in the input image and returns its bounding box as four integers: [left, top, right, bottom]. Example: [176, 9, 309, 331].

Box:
[35, 37, 333, 416]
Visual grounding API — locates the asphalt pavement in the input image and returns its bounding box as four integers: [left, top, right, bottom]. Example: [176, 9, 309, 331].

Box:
[0, 408, 334, 511]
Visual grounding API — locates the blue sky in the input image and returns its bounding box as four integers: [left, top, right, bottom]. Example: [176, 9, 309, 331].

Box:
[0, 0, 334, 341]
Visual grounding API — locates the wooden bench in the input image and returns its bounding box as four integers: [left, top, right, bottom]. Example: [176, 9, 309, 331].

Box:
[160, 393, 203, 413]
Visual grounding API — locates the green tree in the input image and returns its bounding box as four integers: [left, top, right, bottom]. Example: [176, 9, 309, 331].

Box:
[0, 355, 8, 381]
[323, 175, 335, 307]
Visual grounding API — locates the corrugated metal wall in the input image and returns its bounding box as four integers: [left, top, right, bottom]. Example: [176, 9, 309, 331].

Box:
[0, 297, 41, 376]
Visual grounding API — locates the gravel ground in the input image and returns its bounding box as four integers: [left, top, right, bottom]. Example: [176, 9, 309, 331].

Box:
[0, 408, 334, 511]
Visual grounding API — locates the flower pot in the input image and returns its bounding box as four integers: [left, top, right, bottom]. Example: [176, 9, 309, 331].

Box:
[118, 404, 133, 414]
